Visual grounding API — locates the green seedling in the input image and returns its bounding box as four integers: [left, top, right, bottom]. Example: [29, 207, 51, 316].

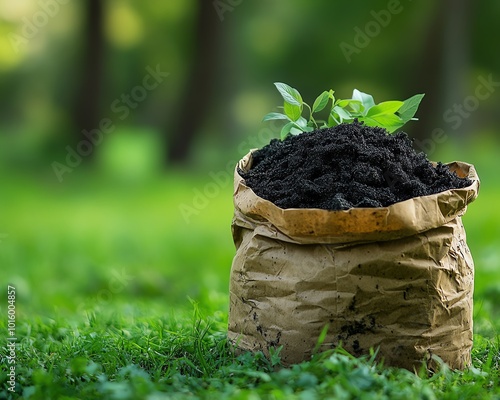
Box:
[263, 82, 424, 139]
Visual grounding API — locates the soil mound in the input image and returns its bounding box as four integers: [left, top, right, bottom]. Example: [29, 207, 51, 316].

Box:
[240, 122, 471, 210]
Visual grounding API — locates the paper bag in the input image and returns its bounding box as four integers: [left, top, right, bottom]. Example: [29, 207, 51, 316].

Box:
[228, 151, 480, 370]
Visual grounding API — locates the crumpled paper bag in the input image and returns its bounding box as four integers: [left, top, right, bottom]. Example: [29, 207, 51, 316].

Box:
[228, 151, 479, 370]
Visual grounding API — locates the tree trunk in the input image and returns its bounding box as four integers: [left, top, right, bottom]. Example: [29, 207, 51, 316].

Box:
[442, 0, 471, 139]
[405, 0, 470, 142]
[72, 0, 105, 156]
[167, 0, 221, 164]
[404, 2, 447, 142]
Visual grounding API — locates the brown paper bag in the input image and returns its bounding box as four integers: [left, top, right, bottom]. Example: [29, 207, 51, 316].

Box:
[228, 151, 480, 370]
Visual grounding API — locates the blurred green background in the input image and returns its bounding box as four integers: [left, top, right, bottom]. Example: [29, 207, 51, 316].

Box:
[0, 0, 499, 331]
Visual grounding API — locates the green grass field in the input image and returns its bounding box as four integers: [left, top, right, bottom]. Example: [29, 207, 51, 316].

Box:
[1, 138, 500, 399]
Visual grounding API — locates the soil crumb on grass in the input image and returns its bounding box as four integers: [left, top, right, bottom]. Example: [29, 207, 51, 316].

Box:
[240, 122, 471, 210]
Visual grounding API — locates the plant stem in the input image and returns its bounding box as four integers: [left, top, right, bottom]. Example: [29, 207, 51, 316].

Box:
[303, 103, 318, 128]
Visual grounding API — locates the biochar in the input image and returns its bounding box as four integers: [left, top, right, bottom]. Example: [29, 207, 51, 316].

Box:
[241, 122, 471, 210]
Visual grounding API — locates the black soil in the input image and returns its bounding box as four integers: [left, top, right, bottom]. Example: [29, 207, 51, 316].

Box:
[240, 122, 471, 210]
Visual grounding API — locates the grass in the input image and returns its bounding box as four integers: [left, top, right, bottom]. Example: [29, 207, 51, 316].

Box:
[1, 136, 500, 399]
[3, 311, 500, 399]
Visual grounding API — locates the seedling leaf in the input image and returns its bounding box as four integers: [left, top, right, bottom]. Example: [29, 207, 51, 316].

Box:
[312, 91, 330, 113]
[333, 106, 352, 122]
[284, 102, 302, 121]
[328, 112, 340, 126]
[397, 94, 425, 122]
[366, 101, 403, 117]
[336, 99, 364, 114]
[347, 100, 364, 113]
[263, 112, 290, 122]
[264, 82, 424, 138]
[352, 89, 375, 112]
[280, 122, 295, 140]
[290, 126, 304, 135]
[360, 114, 404, 133]
[294, 116, 310, 131]
[274, 82, 302, 106]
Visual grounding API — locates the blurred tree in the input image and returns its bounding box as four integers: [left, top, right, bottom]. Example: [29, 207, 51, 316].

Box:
[167, 0, 221, 164]
[407, 0, 471, 141]
[442, 0, 471, 139]
[1, 0, 498, 171]
[405, 1, 447, 141]
[71, 0, 105, 157]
